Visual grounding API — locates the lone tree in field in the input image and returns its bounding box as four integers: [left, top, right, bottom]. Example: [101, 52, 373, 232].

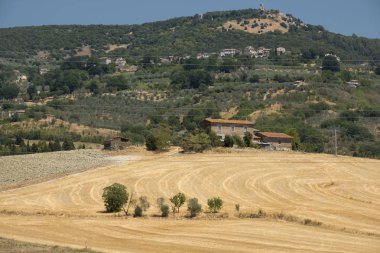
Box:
[170, 192, 186, 213]
[207, 197, 223, 213]
[187, 198, 202, 218]
[102, 183, 129, 213]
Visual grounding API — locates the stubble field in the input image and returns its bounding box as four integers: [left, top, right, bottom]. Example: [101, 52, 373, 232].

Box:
[0, 149, 379, 253]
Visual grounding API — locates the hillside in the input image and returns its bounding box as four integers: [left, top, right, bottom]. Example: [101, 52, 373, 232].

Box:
[0, 8, 380, 61]
[0, 7, 380, 159]
[0, 149, 379, 252]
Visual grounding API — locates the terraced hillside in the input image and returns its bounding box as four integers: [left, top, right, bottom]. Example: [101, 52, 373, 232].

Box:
[0, 149, 379, 252]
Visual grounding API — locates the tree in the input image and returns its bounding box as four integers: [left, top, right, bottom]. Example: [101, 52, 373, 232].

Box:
[102, 183, 129, 213]
[286, 128, 300, 150]
[223, 135, 234, 147]
[322, 55, 340, 72]
[0, 83, 20, 99]
[375, 66, 380, 76]
[170, 192, 186, 213]
[27, 85, 37, 99]
[207, 197, 223, 213]
[145, 128, 171, 151]
[138, 196, 150, 211]
[243, 132, 253, 147]
[187, 198, 202, 218]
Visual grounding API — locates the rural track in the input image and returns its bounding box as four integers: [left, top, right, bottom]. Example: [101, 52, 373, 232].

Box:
[0, 150, 379, 252]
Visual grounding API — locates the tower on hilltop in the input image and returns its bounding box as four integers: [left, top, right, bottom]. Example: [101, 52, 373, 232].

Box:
[259, 3, 265, 12]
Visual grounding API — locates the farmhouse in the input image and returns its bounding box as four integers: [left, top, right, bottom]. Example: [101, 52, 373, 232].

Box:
[201, 118, 258, 140]
[103, 137, 130, 150]
[255, 132, 293, 150]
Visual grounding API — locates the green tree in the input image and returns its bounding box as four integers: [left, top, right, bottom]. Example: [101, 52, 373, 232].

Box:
[102, 183, 129, 213]
[207, 197, 223, 213]
[0, 83, 20, 99]
[187, 198, 202, 218]
[375, 66, 380, 75]
[170, 192, 186, 213]
[322, 55, 340, 72]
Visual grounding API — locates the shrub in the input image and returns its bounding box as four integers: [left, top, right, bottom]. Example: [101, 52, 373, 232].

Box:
[187, 198, 202, 218]
[145, 128, 171, 151]
[181, 132, 211, 153]
[134, 205, 143, 217]
[102, 183, 129, 213]
[207, 197, 223, 213]
[235, 204, 240, 212]
[161, 204, 170, 217]
[156, 197, 165, 208]
[232, 135, 245, 148]
[224, 135, 234, 147]
[139, 196, 150, 211]
[170, 192, 186, 213]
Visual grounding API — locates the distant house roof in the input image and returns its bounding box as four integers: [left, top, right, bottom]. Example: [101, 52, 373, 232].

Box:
[256, 132, 293, 139]
[204, 118, 254, 125]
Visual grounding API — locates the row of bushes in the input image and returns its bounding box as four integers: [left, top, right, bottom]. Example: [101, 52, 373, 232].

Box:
[102, 184, 224, 218]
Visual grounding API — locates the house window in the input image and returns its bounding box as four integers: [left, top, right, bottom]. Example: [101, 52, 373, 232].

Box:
[231, 125, 235, 132]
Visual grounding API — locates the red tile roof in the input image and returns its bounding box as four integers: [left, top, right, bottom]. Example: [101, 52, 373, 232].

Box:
[204, 118, 254, 125]
[256, 132, 293, 139]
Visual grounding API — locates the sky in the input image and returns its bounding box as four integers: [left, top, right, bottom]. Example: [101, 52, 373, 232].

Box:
[0, 0, 379, 38]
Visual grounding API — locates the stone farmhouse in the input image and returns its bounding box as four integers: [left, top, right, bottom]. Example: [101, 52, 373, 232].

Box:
[255, 132, 293, 150]
[201, 118, 258, 140]
[201, 118, 293, 150]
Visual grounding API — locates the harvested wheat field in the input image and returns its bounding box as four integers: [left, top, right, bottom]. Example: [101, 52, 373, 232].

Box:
[0, 149, 379, 253]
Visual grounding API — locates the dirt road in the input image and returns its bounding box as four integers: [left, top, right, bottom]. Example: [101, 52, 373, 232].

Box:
[0, 150, 379, 252]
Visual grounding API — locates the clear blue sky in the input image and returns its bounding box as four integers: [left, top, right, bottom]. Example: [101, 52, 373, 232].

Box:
[0, 0, 379, 38]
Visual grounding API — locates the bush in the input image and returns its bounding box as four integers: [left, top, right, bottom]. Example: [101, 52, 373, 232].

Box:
[235, 204, 240, 212]
[139, 196, 150, 211]
[243, 132, 253, 147]
[232, 135, 244, 148]
[145, 128, 171, 151]
[207, 197, 223, 213]
[181, 132, 211, 153]
[187, 198, 202, 218]
[170, 192, 186, 213]
[102, 183, 129, 213]
[161, 204, 170, 217]
[134, 205, 143, 217]
[223, 135, 234, 147]
[156, 197, 165, 208]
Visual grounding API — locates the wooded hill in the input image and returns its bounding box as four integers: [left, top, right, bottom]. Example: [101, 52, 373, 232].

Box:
[0, 8, 380, 62]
